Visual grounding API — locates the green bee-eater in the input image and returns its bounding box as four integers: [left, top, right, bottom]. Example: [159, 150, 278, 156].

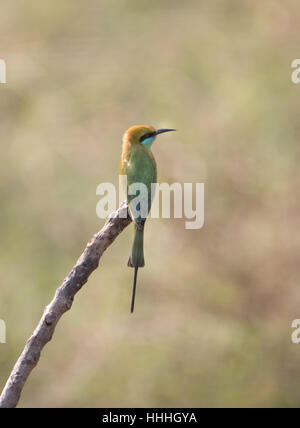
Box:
[120, 125, 175, 313]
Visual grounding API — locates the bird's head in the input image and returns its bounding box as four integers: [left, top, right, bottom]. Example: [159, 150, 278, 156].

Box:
[123, 125, 175, 150]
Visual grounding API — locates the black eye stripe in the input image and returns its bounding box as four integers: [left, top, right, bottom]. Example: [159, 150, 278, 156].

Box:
[139, 132, 155, 142]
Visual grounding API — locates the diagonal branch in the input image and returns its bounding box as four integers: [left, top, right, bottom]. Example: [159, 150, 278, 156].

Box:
[0, 202, 131, 408]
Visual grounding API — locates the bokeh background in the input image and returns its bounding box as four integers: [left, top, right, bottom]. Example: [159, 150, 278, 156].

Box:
[1, 0, 300, 408]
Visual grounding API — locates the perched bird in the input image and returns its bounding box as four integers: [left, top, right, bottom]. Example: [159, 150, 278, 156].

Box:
[120, 125, 175, 313]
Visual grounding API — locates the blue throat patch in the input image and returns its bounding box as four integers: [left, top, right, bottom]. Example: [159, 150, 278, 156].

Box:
[141, 136, 156, 150]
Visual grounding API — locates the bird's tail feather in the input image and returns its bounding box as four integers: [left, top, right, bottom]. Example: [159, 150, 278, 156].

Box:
[128, 224, 145, 268]
[128, 224, 144, 313]
[131, 267, 138, 313]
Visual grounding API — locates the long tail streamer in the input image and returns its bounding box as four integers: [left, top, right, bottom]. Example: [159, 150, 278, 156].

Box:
[131, 267, 138, 313]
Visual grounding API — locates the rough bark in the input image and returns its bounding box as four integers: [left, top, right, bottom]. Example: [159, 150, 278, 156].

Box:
[0, 202, 131, 408]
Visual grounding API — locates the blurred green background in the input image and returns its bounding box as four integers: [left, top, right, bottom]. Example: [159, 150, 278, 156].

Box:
[1, 0, 300, 408]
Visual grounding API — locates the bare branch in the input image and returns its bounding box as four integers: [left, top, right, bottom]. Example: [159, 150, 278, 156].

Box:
[0, 203, 131, 408]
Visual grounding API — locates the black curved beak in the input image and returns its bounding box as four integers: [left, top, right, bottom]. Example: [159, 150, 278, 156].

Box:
[155, 128, 176, 136]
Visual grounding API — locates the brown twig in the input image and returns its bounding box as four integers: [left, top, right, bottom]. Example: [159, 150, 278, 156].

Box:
[0, 202, 131, 408]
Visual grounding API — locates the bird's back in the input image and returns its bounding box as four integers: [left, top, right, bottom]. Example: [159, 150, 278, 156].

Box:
[121, 142, 157, 214]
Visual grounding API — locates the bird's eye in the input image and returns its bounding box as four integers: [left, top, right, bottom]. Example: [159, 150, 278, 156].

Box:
[140, 132, 154, 142]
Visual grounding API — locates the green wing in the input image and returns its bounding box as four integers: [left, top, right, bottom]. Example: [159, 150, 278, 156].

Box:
[121, 144, 157, 224]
